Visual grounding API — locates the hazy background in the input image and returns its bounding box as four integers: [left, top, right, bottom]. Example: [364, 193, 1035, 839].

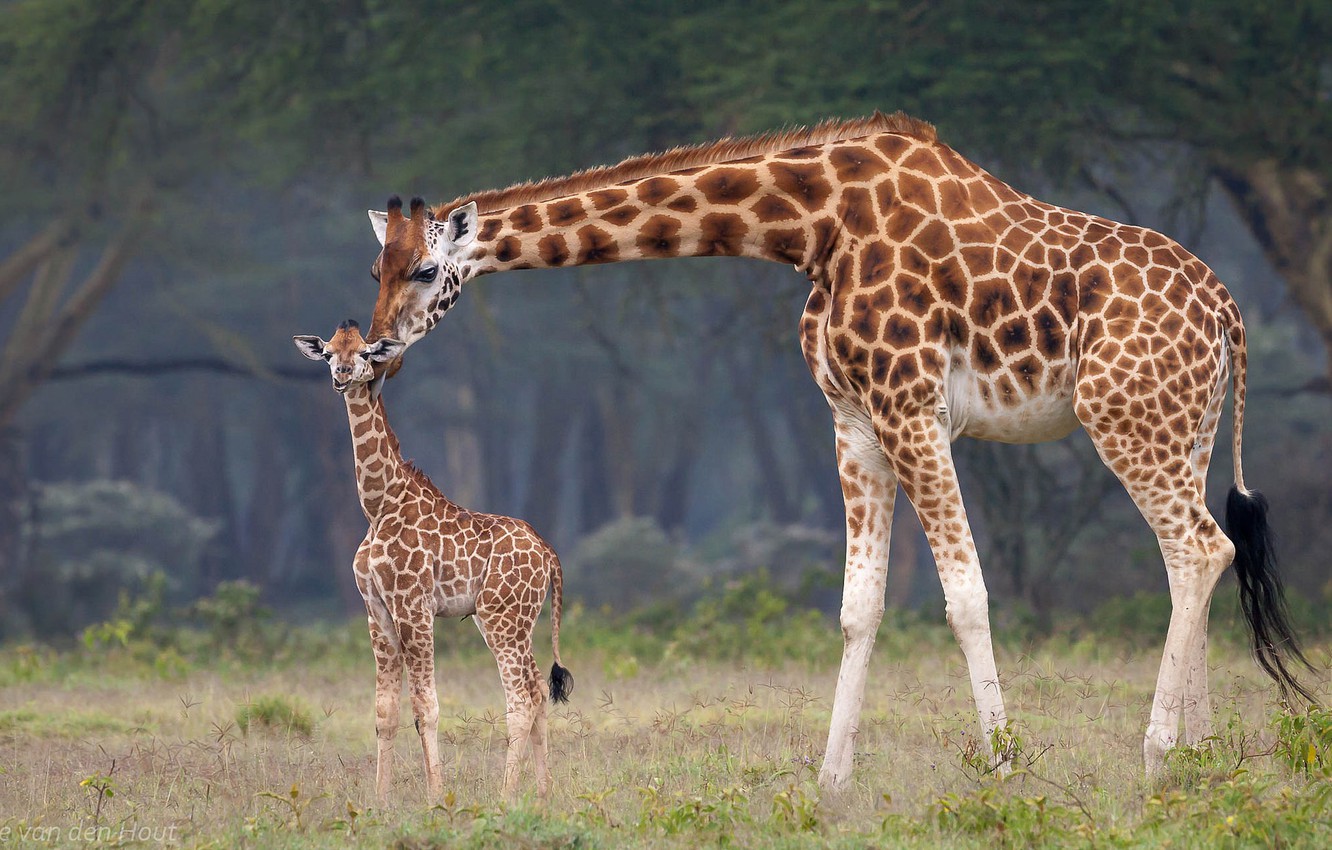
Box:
[2, 0, 1329, 640]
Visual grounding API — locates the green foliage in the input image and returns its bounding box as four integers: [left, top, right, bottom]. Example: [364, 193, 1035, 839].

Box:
[1273, 707, 1332, 778]
[236, 695, 315, 738]
[934, 786, 1087, 849]
[188, 579, 277, 659]
[1142, 775, 1332, 849]
[769, 783, 820, 834]
[635, 784, 751, 836]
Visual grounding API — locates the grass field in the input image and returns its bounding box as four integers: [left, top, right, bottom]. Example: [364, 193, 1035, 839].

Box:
[1, 598, 1330, 849]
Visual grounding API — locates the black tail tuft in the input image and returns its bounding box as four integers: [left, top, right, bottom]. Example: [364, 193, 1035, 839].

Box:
[549, 663, 573, 704]
[1226, 486, 1318, 706]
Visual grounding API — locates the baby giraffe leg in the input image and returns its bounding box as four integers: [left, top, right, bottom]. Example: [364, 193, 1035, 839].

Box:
[497, 642, 539, 800]
[400, 617, 444, 804]
[529, 695, 550, 799]
[366, 609, 403, 804]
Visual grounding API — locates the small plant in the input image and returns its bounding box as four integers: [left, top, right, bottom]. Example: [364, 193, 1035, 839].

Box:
[235, 695, 314, 737]
[574, 788, 618, 828]
[78, 762, 118, 825]
[255, 784, 323, 832]
[770, 783, 819, 833]
[950, 720, 1038, 781]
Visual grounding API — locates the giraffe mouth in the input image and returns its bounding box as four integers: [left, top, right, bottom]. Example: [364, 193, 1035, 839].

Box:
[333, 379, 351, 394]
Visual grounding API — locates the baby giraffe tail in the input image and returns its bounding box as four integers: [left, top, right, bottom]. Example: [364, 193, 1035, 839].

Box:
[548, 553, 573, 704]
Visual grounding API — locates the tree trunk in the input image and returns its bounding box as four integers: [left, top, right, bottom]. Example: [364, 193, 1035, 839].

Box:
[885, 491, 923, 609]
[595, 383, 638, 518]
[0, 426, 30, 639]
[522, 373, 578, 537]
[1211, 159, 1332, 384]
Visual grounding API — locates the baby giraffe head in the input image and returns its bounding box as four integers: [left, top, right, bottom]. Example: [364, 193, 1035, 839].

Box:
[293, 319, 406, 394]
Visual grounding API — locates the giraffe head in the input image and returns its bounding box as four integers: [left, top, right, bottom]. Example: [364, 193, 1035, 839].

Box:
[293, 319, 406, 394]
[366, 195, 478, 349]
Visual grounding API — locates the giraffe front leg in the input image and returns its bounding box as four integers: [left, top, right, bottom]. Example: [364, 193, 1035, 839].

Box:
[400, 617, 444, 804]
[367, 608, 403, 805]
[888, 413, 1009, 773]
[819, 404, 897, 791]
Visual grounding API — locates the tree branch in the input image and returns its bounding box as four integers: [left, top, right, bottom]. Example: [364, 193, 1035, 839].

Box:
[46, 358, 322, 382]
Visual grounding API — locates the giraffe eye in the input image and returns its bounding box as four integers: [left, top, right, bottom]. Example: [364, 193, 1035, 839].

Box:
[413, 265, 438, 283]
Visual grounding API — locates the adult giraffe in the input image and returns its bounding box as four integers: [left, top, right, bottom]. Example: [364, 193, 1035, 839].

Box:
[363, 113, 1314, 788]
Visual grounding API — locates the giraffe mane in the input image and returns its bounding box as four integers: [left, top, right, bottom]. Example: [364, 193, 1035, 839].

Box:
[432, 111, 936, 216]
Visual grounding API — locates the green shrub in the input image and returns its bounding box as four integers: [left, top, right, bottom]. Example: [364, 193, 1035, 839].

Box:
[1273, 707, 1332, 778]
[934, 786, 1086, 849]
[235, 695, 315, 737]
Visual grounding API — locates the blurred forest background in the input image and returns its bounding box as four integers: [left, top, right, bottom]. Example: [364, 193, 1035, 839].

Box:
[1, 0, 1329, 641]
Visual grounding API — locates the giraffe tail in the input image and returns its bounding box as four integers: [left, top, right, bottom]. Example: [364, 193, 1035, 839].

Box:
[1222, 311, 1318, 706]
[548, 552, 573, 704]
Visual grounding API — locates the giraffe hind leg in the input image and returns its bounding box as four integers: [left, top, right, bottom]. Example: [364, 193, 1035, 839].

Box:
[1075, 346, 1233, 776]
[1181, 346, 1230, 744]
[479, 588, 547, 800]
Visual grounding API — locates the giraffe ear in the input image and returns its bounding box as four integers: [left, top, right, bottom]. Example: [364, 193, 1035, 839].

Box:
[368, 209, 389, 246]
[365, 338, 407, 363]
[293, 335, 328, 361]
[444, 201, 477, 248]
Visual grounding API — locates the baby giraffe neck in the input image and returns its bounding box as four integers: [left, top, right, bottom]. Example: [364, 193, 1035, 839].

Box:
[342, 382, 405, 522]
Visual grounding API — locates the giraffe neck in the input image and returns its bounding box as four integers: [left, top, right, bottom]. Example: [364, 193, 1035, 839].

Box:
[341, 383, 407, 522]
[461, 150, 860, 282]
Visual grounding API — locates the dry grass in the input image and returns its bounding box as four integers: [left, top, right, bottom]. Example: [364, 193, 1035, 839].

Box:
[1, 617, 1329, 848]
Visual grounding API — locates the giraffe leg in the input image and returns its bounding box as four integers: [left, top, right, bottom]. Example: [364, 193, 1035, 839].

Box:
[886, 412, 1009, 769]
[367, 606, 403, 805]
[1183, 593, 1215, 745]
[398, 614, 444, 804]
[1139, 525, 1232, 773]
[1076, 342, 1233, 775]
[478, 582, 545, 801]
[1181, 351, 1229, 745]
[818, 402, 897, 790]
[530, 695, 550, 800]
[490, 634, 541, 801]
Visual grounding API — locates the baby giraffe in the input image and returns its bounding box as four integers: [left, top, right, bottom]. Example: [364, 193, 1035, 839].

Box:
[294, 320, 572, 803]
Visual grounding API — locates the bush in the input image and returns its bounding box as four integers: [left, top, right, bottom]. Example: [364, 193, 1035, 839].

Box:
[235, 695, 315, 737]
[18, 480, 219, 636]
[567, 517, 695, 612]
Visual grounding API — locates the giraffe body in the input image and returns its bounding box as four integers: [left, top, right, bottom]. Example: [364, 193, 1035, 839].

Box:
[295, 319, 571, 803]
[363, 114, 1311, 788]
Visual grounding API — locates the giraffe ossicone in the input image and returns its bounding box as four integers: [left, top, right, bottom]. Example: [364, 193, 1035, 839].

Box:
[294, 319, 573, 803]
[361, 110, 1315, 788]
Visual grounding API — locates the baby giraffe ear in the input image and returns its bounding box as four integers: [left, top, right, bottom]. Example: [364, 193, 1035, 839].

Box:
[368, 209, 389, 246]
[366, 338, 407, 363]
[292, 335, 328, 361]
[444, 201, 477, 247]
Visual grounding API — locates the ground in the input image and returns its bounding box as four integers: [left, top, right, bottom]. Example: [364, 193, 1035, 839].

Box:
[1, 607, 1329, 848]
